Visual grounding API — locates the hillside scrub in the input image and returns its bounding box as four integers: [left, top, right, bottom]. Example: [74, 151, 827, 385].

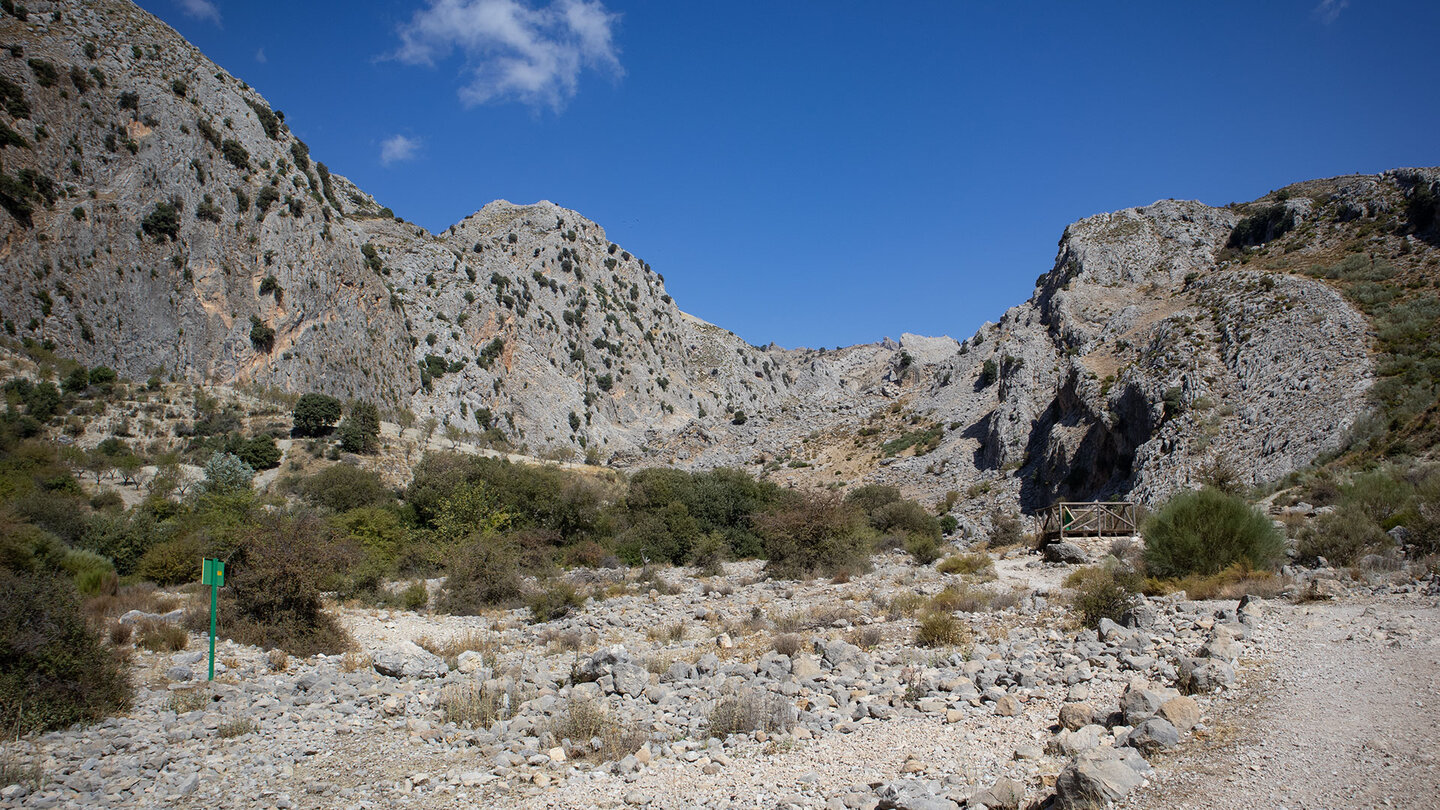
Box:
[1143, 488, 1285, 578]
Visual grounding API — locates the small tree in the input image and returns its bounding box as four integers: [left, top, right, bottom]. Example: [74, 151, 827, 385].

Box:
[202, 452, 255, 495]
[292, 393, 342, 437]
[338, 401, 381, 454]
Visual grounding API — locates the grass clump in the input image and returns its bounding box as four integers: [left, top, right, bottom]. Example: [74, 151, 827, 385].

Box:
[136, 619, 188, 652]
[438, 681, 520, 728]
[914, 610, 970, 648]
[549, 696, 648, 761]
[217, 718, 256, 738]
[1143, 488, 1284, 578]
[937, 552, 995, 578]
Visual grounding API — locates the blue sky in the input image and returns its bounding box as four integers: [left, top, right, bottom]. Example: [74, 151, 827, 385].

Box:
[137, 0, 1440, 349]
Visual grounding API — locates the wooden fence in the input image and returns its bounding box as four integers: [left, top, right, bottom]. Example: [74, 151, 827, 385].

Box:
[1038, 501, 1138, 544]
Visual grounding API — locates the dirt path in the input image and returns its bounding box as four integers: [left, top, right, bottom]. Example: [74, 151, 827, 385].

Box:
[1119, 594, 1440, 810]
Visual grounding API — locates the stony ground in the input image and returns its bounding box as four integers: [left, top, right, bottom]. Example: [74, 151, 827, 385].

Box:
[1, 550, 1435, 810]
[1119, 596, 1440, 810]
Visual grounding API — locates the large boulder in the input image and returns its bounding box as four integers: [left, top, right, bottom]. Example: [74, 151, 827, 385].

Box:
[373, 642, 448, 679]
[1125, 717, 1180, 755]
[1054, 746, 1151, 809]
[1043, 542, 1089, 564]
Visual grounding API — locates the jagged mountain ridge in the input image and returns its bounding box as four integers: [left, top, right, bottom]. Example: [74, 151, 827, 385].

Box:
[1, 1, 1434, 520]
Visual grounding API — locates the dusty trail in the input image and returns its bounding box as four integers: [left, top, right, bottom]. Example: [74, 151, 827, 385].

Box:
[1119, 595, 1440, 810]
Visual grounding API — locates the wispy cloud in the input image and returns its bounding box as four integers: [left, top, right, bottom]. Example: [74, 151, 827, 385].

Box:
[254, 47, 267, 64]
[1314, 0, 1349, 24]
[175, 0, 221, 25]
[394, 0, 622, 111]
[380, 135, 422, 166]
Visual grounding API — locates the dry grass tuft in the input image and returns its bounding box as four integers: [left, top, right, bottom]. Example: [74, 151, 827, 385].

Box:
[547, 696, 649, 762]
[914, 611, 972, 649]
[137, 620, 188, 653]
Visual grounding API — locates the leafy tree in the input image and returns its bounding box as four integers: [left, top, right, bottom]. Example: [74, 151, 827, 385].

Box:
[61, 365, 89, 393]
[248, 316, 275, 352]
[338, 401, 380, 454]
[292, 393, 342, 437]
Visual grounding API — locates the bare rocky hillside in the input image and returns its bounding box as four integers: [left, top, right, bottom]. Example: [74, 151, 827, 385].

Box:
[2, 1, 1437, 519]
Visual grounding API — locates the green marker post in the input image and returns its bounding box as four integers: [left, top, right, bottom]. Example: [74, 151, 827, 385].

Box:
[201, 558, 225, 681]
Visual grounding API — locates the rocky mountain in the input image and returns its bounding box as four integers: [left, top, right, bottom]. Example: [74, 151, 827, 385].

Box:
[2, 0, 1436, 521]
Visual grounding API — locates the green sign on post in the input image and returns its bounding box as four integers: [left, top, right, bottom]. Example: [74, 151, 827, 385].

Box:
[201, 558, 225, 681]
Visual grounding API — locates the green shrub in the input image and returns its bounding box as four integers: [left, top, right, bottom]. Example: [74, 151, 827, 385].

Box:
[1295, 505, 1391, 565]
[136, 535, 202, 585]
[0, 569, 131, 734]
[757, 494, 872, 579]
[141, 200, 180, 241]
[439, 536, 522, 614]
[527, 582, 583, 623]
[904, 533, 943, 565]
[978, 359, 998, 388]
[1341, 469, 1413, 528]
[59, 547, 115, 595]
[398, 581, 428, 612]
[1143, 488, 1284, 578]
[299, 464, 392, 512]
[217, 512, 352, 656]
[202, 451, 254, 494]
[683, 528, 728, 577]
[1066, 564, 1142, 628]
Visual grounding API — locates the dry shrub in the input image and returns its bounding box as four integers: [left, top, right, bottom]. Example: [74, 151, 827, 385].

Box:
[136, 619, 188, 652]
[756, 494, 873, 579]
[706, 690, 795, 738]
[914, 611, 970, 648]
[847, 625, 883, 649]
[266, 648, 289, 672]
[217, 718, 256, 738]
[438, 681, 522, 728]
[542, 627, 586, 652]
[84, 582, 179, 623]
[1066, 564, 1142, 629]
[218, 511, 353, 656]
[936, 553, 995, 578]
[884, 592, 926, 620]
[548, 696, 648, 761]
[338, 652, 372, 673]
[770, 633, 802, 657]
[1147, 563, 1285, 601]
[0, 570, 132, 734]
[108, 621, 133, 646]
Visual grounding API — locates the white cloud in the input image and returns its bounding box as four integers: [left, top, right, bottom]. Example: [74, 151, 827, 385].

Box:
[380, 135, 422, 166]
[1314, 0, 1349, 24]
[175, 0, 221, 25]
[254, 47, 267, 64]
[394, 0, 622, 110]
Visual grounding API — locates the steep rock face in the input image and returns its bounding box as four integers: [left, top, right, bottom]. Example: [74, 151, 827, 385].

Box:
[0, 0, 418, 407]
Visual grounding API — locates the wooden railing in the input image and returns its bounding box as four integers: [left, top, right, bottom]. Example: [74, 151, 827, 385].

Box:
[1038, 501, 1138, 544]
